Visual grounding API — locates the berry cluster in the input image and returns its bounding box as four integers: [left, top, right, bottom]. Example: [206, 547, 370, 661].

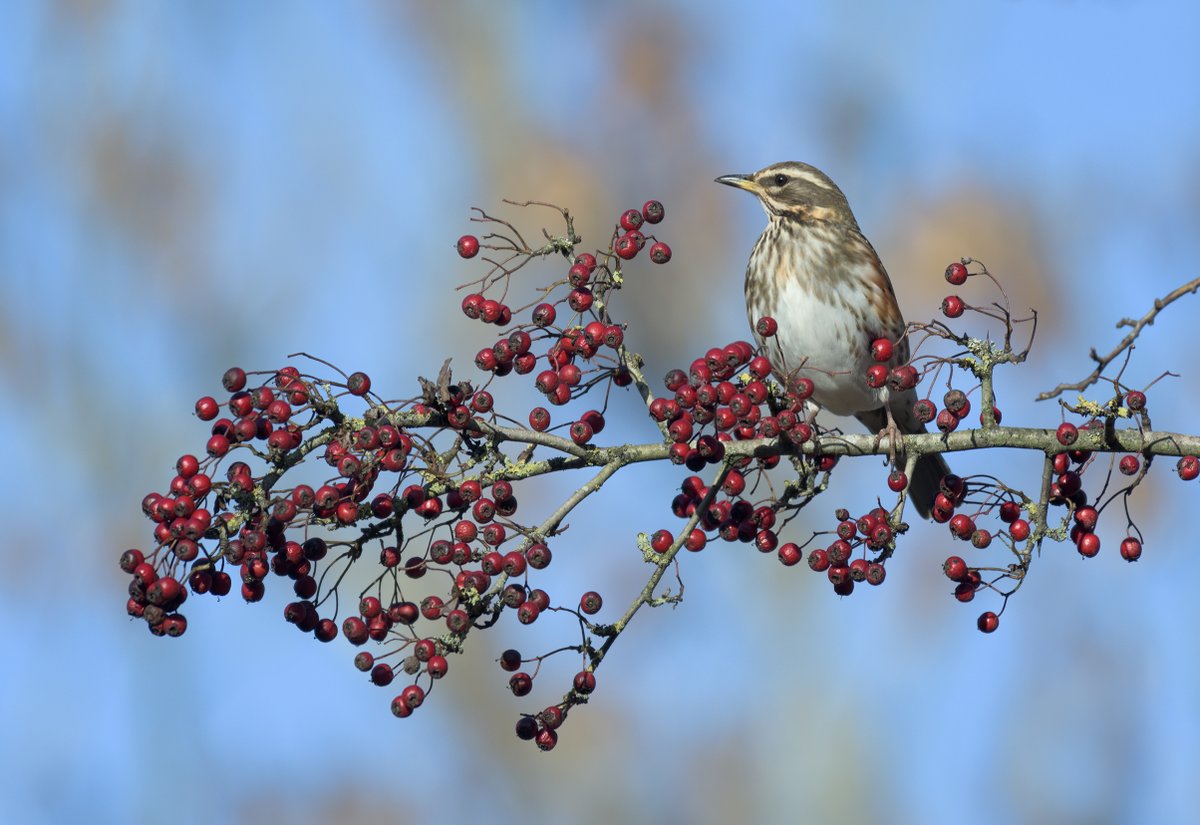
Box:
[122, 206, 1196, 749]
[123, 199, 673, 751]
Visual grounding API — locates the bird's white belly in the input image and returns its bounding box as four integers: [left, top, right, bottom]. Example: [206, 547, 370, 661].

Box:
[750, 279, 882, 417]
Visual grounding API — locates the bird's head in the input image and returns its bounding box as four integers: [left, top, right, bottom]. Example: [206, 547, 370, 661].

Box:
[716, 161, 858, 228]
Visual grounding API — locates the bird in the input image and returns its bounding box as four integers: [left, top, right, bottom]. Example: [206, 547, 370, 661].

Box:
[716, 161, 948, 518]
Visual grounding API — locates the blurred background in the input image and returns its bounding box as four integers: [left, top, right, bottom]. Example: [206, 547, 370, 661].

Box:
[2, 2, 1198, 823]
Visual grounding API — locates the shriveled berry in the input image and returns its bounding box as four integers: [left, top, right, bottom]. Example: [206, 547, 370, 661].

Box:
[649, 242, 672, 264]
[642, 200, 665, 223]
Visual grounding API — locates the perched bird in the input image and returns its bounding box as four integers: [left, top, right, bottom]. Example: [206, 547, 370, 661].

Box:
[716, 161, 948, 518]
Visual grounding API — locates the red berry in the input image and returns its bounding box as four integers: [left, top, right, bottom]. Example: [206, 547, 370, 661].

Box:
[870, 338, 893, 362]
[650, 529, 673, 554]
[949, 513, 975, 540]
[807, 549, 830, 572]
[913, 399, 937, 424]
[642, 200, 665, 223]
[977, 611, 999, 633]
[579, 591, 603, 615]
[1009, 518, 1031, 541]
[614, 234, 639, 259]
[889, 365, 919, 392]
[195, 396, 219, 421]
[1178, 455, 1200, 481]
[1119, 455, 1140, 476]
[457, 234, 480, 258]
[347, 372, 371, 396]
[529, 407, 551, 432]
[525, 543, 551, 570]
[1056, 422, 1078, 446]
[945, 261, 968, 285]
[569, 420, 593, 445]
[499, 649, 523, 672]
[755, 316, 778, 338]
[1074, 506, 1099, 531]
[1076, 532, 1100, 558]
[943, 556, 968, 581]
[222, 367, 247, 392]
[1125, 390, 1146, 412]
[573, 670, 597, 694]
[865, 364, 889, 388]
[777, 542, 802, 566]
[887, 469, 907, 492]
[941, 295, 965, 318]
[1120, 537, 1142, 562]
[535, 728, 558, 751]
[649, 242, 672, 264]
[568, 287, 594, 313]
[979, 405, 1002, 425]
[998, 501, 1020, 523]
[866, 562, 886, 586]
[619, 208, 644, 231]
[935, 409, 959, 433]
[509, 672, 533, 696]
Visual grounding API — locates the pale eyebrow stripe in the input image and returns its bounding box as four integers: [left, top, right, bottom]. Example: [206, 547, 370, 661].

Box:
[790, 169, 832, 189]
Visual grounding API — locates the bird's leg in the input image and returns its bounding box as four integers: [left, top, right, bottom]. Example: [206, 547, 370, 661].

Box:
[873, 404, 905, 468]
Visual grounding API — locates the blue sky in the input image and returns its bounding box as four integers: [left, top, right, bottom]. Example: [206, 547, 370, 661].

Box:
[1, 2, 1198, 823]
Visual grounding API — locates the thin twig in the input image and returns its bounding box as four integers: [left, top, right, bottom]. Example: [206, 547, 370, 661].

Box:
[1036, 277, 1200, 401]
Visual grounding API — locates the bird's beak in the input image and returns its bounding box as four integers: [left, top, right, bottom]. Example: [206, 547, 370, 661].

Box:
[715, 173, 760, 194]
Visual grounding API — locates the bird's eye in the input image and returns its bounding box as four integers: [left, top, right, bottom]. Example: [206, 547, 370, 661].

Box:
[773, 174, 789, 186]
